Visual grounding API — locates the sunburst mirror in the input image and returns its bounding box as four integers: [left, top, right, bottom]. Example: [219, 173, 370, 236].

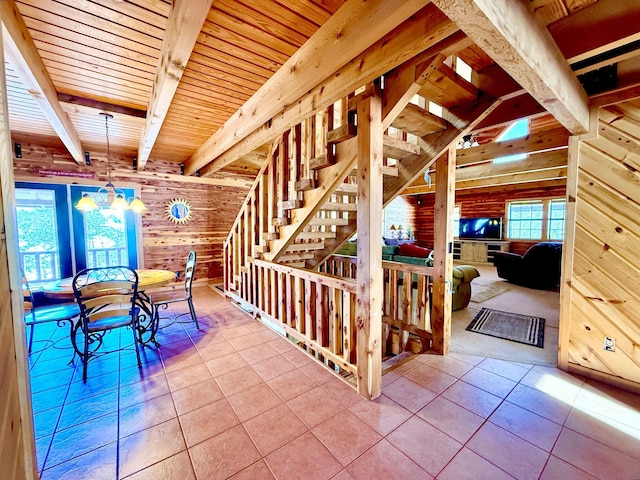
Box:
[166, 198, 192, 224]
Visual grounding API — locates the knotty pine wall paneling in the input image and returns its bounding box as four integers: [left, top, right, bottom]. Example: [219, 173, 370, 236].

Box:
[410, 182, 566, 255]
[561, 101, 640, 389]
[12, 134, 251, 282]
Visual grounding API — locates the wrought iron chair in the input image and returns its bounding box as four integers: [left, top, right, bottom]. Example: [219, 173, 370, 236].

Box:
[149, 250, 199, 332]
[23, 274, 80, 353]
[72, 266, 140, 381]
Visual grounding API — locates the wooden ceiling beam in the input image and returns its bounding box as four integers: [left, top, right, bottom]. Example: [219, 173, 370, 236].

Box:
[198, 7, 464, 177]
[548, 0, 640, 65]
[137, 0, 212, 170]
[432, 0, 590, 135]
[184, 0, 434, 176]
[1, 0, 84, 165]
[456, 126, 569, 166]
[403, 162, 567, 194]
[455, 150, 567, 182]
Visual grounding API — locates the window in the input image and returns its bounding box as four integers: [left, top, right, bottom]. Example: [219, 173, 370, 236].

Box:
[506, 199, 566, 240]
[493, 119, 529, 164]
[453, 204, 461, 238]
[16, 182, 139, 282]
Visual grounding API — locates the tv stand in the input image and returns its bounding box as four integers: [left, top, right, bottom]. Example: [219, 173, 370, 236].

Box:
[453, 240, 510, 264]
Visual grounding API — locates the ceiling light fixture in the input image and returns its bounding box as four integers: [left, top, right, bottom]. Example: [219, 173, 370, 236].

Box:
[76, 113, 147, 214]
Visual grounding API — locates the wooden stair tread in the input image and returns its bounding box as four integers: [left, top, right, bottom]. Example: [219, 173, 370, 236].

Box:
[309, 217, 349, 226]
[285, 242, 325, 252]
[334, 183, 358, 195]
[320, 202, 357, 212]
[418, 63, 477, 108]
[391, 103, 447, 137]
[383, 134, 421, 159]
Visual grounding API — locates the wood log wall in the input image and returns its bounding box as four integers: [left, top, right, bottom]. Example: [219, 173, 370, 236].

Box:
[11, 134, 251, 282]
[408, 182, 566, 255]
[561, 100, 640, 388]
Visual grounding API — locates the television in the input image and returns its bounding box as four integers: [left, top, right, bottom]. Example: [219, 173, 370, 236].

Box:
[458, 217, 502, 240]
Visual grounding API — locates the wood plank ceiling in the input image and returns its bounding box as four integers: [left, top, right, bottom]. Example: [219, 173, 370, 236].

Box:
[3, 0, 640, 180]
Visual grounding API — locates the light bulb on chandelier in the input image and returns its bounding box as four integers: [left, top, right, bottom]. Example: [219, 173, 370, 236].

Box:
[76, 113, 147, 214]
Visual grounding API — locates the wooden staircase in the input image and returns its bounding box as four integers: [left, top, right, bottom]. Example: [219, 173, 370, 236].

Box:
[225, 55, 499, 275]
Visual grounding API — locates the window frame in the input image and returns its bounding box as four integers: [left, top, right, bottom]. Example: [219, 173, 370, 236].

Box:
[505, 197, 566, 241]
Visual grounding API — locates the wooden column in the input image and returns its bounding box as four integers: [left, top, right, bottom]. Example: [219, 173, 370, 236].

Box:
[0, 22, 37, 480]
[431, 147, 456, 354]
[356, 93, 383, 399]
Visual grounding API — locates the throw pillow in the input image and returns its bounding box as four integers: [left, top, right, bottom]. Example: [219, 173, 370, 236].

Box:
[398, 243, 432, 258]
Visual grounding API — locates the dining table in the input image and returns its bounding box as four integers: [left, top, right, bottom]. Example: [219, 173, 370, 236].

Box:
[40, 268, 177, 349]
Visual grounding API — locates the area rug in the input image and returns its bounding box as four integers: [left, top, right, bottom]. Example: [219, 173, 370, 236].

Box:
[466, 307, 545, 348]
[470, 282, 509, 303]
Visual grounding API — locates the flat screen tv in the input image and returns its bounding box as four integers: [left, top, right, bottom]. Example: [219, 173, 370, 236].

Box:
[458, 217, 502, 240]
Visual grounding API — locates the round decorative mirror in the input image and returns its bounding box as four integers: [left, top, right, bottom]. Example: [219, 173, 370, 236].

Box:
[166, 198, 192, 224]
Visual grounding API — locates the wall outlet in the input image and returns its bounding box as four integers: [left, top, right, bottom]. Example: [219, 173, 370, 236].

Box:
[604, 337, 616, 352]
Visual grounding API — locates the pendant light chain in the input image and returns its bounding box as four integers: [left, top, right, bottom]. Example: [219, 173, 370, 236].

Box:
[103, 112, 113, 186]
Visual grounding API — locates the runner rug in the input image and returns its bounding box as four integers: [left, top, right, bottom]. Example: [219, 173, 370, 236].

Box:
[466, 307, 545, 348]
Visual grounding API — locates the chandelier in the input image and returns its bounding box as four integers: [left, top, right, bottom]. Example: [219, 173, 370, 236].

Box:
[76, 113, 147, 214]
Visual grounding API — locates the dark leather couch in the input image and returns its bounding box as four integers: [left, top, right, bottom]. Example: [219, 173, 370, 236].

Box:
[492, 242, 563, 289]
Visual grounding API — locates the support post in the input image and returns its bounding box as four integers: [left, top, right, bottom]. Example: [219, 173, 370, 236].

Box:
[356, 93, 383, 399]
[431, 147, 455, 354]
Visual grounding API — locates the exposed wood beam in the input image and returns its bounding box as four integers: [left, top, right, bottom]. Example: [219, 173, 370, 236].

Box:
[456, 126, 569, 166]
[403, 164, 567, 194]
[185, 0, 435, 175]
[548, 0, 640, 65]
[433, 0, 590, 134]
[137, 0, 212, 170]
[384, 96, 502, 206]
[455, 150, 567, 182]
[199, 9, 464, 177]
[474, 93, 547, 131]
[0, 0, 84, 165]
[58, 94, 146, 119]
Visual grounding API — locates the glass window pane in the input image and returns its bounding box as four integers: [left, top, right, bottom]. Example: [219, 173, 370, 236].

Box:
[83, 208, 128, 268]
[15, 189, 61, 282]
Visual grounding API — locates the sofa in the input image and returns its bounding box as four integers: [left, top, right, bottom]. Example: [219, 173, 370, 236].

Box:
[492, 241, 562, 289]
[336, 242, 480, 311]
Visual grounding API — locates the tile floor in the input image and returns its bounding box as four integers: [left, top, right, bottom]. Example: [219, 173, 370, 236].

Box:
[28, 286, 640, 479]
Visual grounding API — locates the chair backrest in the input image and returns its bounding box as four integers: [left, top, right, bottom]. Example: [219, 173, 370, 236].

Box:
[184, 250, 196, 296]
[73, 266, 139, 326]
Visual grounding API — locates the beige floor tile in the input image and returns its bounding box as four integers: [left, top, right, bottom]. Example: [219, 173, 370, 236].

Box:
[238, 342, 280, 364]
[461, 367, 517, 398]
[265, 432, 342, 480]
[119, 393, 177, 438]
[287, 386, 346, 428]
[441, 380, 502, 418]
[227, 382, 283, 422]
[189, 424, 261, 480]
[251, 354, 295, 381]
[244, 403, 307, 456]
[349, 394, 412, 436]
[267, 369, 318, 401]
[40, 443, 116, 480]
[382, 377, 436, 413]
[346, 439, 430, 480]
[171, 378, 225, 415]
[477, 357, 532, 382]
[179, 398, 240, 447]
[437, 448, 515, 480]
[467, 422, 549, 480]
[387, 416, 462, 476]
[228, 460, 275, 479]
[119, 419, 186, 478]
[505, 383, 572, 425]
[165, 362, 211, 392]
[403, 363, 458, 394]
[313, 410, 382, 466]
[123, 451, 195, 480]
[489, 402, 562, 452]
[204, 351, 249, 377]
[423, 354, 475, 378]
[416, 396, 485, 443]
[215, 365, 263, 396]
[539, 455, 598, 480]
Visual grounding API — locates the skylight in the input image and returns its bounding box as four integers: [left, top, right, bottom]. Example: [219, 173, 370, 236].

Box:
[493, 119, 529, 163]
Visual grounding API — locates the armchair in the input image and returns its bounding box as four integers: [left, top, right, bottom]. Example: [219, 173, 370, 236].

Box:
[492, 242, 562, 289]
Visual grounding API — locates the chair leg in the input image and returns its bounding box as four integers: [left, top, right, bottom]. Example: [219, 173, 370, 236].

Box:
[131, 325, 141, 367]
[188, 298, 199, 330]
[82, 326, 89, 381]
[28, 323, 35, 353]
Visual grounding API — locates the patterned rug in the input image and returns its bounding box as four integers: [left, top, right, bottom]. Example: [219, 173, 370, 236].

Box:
[466, 307, 545, 348]
[470, 282, 509, 303]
